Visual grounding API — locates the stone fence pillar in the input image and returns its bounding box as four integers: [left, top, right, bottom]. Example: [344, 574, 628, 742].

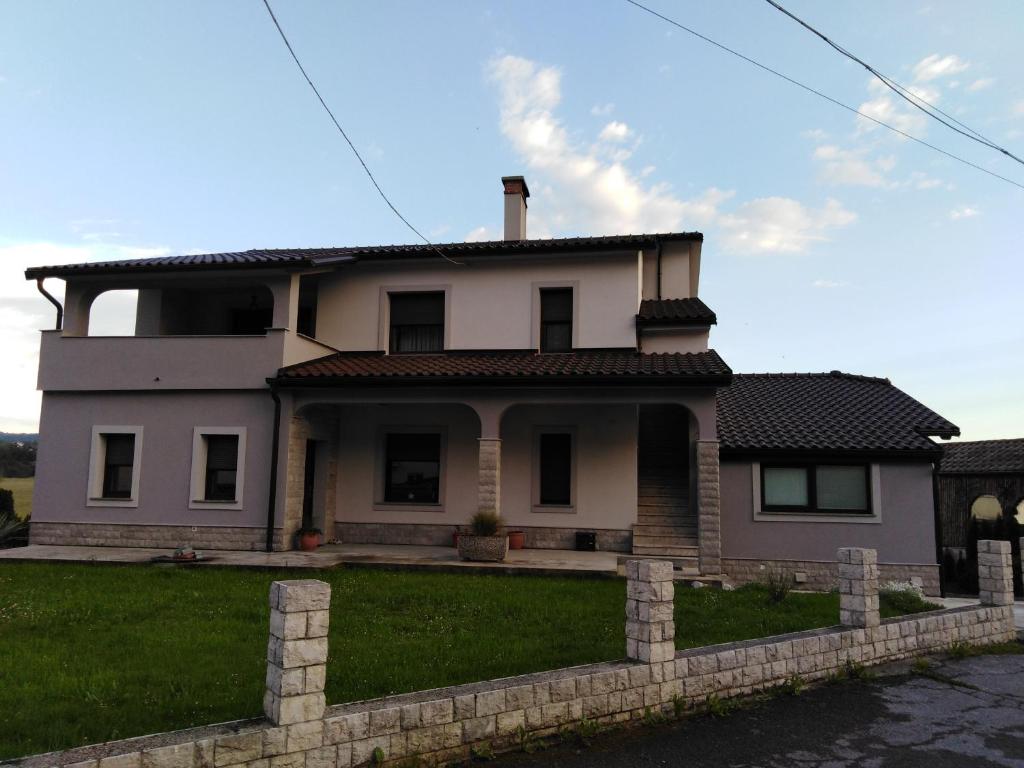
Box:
[838, 548, 879, 628]
[265, 579, 330, 726]
[625, 559, 675, 663]
[978, 540, 1013, 606]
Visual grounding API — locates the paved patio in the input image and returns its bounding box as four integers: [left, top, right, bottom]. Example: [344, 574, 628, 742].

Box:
[0, 542, 621, 577]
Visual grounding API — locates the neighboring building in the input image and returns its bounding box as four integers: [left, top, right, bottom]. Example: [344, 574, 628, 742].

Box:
[937, 438, 1024, 553]
[24, 176, 958, 591]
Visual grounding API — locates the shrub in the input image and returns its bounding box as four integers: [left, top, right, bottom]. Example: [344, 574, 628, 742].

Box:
[0, 508, 29, 549]
[469, 510, 501, 536]
[0, 489, 12, 515]
[761, 567, 793, 604]
[879, 586, 938, 615]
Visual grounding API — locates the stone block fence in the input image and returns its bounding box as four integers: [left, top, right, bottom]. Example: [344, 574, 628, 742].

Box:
[6, 543, 1019, 768]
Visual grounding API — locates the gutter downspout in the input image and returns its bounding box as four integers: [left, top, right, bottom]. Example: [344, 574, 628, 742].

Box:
[36, 279, 63, 330]
[932, 459, 946, 598]
[655, 237, 663, 300]
[266, 383, 282, 553]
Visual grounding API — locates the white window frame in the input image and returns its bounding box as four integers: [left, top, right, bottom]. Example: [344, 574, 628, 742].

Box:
[532, 426, 577, 513]
[373, 425, 448, 512]
[87, 426, 144, 508]
[189, 427, 247, 510]
[751, 461, 882, 524]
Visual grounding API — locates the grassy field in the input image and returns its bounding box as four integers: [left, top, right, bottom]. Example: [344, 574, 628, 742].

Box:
[0, 562, 936, 759]
[0, 476, 33, 519]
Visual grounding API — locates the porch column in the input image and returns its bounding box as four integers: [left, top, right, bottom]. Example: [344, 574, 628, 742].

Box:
[696, 439, 722, 575]
[282, 415, 312, 548]
[477, 438, 502, 516]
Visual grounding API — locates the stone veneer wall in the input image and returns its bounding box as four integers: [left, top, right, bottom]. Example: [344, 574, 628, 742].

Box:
[722, 557, 942, 596]
[8, 544, 1017, 768]
[334, 522, 632, 553]
[696, 440, 721, 575]
[29, 522, 278, 552]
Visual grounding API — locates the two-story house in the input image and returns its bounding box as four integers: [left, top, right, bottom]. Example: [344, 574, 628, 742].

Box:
[24, 176, 958, 592]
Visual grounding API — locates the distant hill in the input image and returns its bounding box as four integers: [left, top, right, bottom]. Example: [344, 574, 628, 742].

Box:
[0, 433, 38, 444]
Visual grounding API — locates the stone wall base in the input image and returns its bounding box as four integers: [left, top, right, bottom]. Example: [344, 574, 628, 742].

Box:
[335, 522, 632, 552]
[722, 557, 941, 596]
[29, 521, 280, 552]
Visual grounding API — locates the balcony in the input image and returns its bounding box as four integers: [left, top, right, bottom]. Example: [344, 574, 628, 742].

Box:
[36, 330, 334, 392]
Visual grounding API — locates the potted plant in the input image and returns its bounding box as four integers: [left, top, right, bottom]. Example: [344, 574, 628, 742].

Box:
[508, 530, 525, 550]
[456, 511, 508, 562]
[297, 526, 322, 552]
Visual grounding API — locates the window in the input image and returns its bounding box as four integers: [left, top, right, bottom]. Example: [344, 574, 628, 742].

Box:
[539, 288, 573, 352]
[389, 292, 444, 353]
[970, 494, 1002, 522]
[538, 431, 573, 506]
[87, 426, 143, 507]
[203, 435, 239, 501]
[761, 463, 870, 515]
[189, 427, 246, 510]
[384, 433, 441, 503]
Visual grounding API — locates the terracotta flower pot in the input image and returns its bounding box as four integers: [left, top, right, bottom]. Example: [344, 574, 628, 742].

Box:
[508, 531, 525, 550]
[457, 534, 509, 562]
[299, 532, 320, 552]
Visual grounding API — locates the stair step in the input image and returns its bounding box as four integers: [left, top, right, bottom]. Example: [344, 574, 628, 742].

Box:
[633, 535, 697, 549]
[632, 544, 700, 557]
[637, 517, 697, 528]
[633, 524, 697, 537]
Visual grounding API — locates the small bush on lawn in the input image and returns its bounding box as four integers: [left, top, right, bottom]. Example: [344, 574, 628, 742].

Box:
[760, 568, 793, 604]
[879, 588, 939, 616]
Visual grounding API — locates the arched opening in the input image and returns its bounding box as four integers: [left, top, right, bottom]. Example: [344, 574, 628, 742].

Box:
[87, 290, 139, 336]
[1015, 498, 1024, 526]
[970, 494, 1002, 522]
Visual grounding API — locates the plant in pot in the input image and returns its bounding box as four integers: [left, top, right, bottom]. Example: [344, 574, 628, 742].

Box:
[297, 526, 322, 552]
[456, 511, 508, 562]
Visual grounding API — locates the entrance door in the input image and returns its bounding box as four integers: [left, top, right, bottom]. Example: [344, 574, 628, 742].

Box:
[301, 439, 317, 530]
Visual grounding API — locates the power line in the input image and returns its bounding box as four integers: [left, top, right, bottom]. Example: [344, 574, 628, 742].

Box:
[624, 0, 1024, 192]
[260, 0, 461, 264]
[763, 0, 1024, 167]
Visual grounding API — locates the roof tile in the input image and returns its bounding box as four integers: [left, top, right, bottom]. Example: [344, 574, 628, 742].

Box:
[938, 439, 1024, 474]
[637, 298, 716, 325]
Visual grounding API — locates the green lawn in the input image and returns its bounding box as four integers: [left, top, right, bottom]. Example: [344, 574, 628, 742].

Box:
[0, 563, 936, 759]
[0, 476, 33, 520]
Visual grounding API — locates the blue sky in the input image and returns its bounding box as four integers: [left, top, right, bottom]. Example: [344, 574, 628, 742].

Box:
[1, 1, 1021, 437]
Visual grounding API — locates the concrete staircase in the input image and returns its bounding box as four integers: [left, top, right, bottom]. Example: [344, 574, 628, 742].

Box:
[632, 406, 699, 574]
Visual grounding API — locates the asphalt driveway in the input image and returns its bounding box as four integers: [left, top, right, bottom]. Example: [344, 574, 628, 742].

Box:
[497, 652, 1024, 767]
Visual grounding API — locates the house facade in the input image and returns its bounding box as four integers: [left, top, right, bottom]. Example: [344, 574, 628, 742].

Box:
[25, 176, 957, 591]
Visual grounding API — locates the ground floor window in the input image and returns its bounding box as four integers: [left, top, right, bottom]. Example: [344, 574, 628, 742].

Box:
[384, 433, 441, 504]
[88, 426, 143, 507]
[189, 427, 247, 509]
[762, 463, 870, 514]
[536, 430, 574, 507]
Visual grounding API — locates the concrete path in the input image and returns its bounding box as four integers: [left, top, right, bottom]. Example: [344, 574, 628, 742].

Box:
[0, 542, 620, 576]
[498, 653, 1024, 767]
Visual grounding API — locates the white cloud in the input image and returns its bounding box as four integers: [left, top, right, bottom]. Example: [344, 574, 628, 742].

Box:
[949, 206, 979, 220]
[912, 54, 969, 82]
[0, 240, 170, 431]
[1013, 101, 1024, 117]
[590, 102, 614, 116]
[598, 121, 632, 143]
[717, 198, 856, 255]
[801, 128, 828, 141]
[813, 279, 848, 289]
[464, 226, 497, 242]
[487, 54, 854, 253]
[813, 145, 895, 188]
[967, 77, 994, 92]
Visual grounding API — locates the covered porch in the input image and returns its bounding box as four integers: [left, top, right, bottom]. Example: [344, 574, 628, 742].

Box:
[273, 379, 726, 576]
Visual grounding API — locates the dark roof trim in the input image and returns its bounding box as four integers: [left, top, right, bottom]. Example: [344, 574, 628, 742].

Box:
[720, 447, 943, 463]
[271, 374, 732, 389]
[24, 232, 704, 280]
[637, 297, 717, 327]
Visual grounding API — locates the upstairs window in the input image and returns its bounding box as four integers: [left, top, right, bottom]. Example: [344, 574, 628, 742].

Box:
[538, 431, 573, 506]
[762, 463, 870, 515]
[389, 292, 444, 353]
[384, 433, 441, 504]
[540, 288, 573, 352]
[101, 434, 136, 499]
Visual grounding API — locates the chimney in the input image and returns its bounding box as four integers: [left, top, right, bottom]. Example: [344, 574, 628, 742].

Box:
[502, 175, 529, 241]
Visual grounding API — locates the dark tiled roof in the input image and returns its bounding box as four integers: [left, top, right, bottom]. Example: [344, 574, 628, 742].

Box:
[938, 439, 1024, 474]
[24, 233, 703, 279]
[276, 349, 732, 386]
[718, 372, 959, 455]
[637, 298, 717, 326]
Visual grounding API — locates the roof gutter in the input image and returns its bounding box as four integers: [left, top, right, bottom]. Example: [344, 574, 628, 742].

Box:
[35, 279, 63, 330]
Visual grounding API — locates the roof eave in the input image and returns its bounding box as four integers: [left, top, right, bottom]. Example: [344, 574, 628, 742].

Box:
[720, 446, 944, 462]
[270, 373, 733, 389]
